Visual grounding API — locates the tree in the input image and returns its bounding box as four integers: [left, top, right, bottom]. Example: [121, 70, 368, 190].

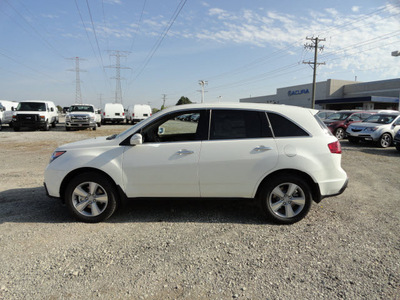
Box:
[176, 96, 192, 106]
[56, 105, 63, 112]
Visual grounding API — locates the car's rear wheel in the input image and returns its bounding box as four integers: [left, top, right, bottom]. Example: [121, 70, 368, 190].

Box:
[379, 133, 392, 148]
[260, 175, 312, 224]
[65, 172, 118, 223]
[335, 127, 345, 140]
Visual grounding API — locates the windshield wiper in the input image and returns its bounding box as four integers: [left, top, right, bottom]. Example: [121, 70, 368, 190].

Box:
[106, 134, 117, 140]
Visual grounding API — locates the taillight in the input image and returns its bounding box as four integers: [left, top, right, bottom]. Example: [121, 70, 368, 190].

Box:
[103, 112, 105, 116]
[132, 113, 135, 117]
[328, 141, 342, 154]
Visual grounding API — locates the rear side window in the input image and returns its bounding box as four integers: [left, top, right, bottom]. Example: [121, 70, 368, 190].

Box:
[210, 110, 272, 140]
[267, 112, 309, 137]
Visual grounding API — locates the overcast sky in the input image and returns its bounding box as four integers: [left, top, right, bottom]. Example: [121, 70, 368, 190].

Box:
[0, 0, 399, 108]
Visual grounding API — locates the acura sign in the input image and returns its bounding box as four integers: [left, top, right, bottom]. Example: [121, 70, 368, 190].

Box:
[288, 89, 310, 96]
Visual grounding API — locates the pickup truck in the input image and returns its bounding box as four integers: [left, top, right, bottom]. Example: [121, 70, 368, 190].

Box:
[65, 104, 101, 131]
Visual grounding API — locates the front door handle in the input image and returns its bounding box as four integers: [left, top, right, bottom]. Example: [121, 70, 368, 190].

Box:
[176, 149, 194, 155]
[254, 145, 272, 152]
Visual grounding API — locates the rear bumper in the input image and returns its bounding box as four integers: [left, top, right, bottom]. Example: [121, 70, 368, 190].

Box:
[320, 178, 348, 200]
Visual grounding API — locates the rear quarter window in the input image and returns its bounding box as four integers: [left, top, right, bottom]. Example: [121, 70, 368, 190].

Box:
[267, 112, 309, 137]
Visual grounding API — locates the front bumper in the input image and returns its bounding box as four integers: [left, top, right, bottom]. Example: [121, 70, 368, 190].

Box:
[12, 119, 46, 129]
[66, 121, 96, 128]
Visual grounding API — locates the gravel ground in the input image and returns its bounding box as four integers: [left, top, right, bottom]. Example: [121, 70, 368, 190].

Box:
[0, 121, 399, 300]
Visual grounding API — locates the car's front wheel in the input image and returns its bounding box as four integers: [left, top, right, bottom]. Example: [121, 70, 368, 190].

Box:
[379, 133, 392, 148]
[65, 172, 118, 223]
[260, 175, 312, 224]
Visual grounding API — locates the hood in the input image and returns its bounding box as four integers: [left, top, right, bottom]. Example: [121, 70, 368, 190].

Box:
[57, 136, 115, 150]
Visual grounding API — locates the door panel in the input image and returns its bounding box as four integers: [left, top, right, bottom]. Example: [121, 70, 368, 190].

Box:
[199, 139, 278, 198]
[122, 142, 202, 197]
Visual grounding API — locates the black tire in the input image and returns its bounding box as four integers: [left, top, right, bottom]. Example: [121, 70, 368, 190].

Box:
[51, 119, 56, 128]
[65, 172, 118, 223]
[348, 137, 358, 144]
[13, 126, 20, 132]
[335, 127, 345, 140]
[0, 119, 2, 131]
[260, 175, 312, 224]
[42, 121, 50, 131]
[97, 122, 101, 128]
[92, 125, 97, 131]
[396, 144, 400, 152]
[378, 133, 392, 148]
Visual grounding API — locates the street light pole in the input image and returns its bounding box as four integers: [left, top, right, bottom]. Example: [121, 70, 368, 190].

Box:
[392, 51, 400, 111]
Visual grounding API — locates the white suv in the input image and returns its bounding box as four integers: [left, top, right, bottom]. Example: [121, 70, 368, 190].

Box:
[44, 103, 348, 224]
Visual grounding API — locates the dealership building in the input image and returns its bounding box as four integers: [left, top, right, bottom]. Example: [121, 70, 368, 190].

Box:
[240, 78, 400, 111]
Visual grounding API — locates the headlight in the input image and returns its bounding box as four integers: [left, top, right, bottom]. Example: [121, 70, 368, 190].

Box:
[364, 127, 378, 132]
[66, 115, 71, 121]
[49, 151, 66, 163]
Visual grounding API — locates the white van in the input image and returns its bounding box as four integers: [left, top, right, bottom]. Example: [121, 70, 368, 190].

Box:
[0, 100, 19, 129]
[102, 103, 125, 124]
[126, 104, 152, 124]
[12, 100, 59, 131]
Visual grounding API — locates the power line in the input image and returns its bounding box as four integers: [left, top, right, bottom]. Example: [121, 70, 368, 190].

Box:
[132, 0, 187, 80]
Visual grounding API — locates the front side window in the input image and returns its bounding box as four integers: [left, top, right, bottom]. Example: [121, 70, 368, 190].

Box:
[141, 110, 207, 143]
[210, 110, 271, 140]
[267, 112, 309, 137]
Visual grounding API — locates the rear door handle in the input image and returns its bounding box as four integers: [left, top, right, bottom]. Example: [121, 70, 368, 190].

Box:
[176, 149, 194, 155]
[254, 145, 272, 152]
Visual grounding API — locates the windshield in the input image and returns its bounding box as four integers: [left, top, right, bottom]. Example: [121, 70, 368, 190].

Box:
[70, 105, 94, 113]
[326, 112, 351, 121]
[17, 102, 46, 111]
[362, 114, 398, 124]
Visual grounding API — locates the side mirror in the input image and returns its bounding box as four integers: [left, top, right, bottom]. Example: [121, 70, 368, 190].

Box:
[130, 133, 143, 146]
[158, 127, 165, 135]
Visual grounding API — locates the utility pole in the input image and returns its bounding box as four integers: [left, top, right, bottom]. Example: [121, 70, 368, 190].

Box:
[198, 80, 208, 103]
[303, 37, 326, 109]
[161, 94, 167, 109]
[105, 50, 131, 105]
[66, 57, 86, 104]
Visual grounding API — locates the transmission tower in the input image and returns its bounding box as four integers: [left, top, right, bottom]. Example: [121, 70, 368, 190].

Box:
[67, 57, 86, 104]
[105, 50, 131, 105]
[303, 37, 326, 109]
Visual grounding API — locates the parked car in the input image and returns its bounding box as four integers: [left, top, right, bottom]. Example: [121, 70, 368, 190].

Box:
[316, 110, 336, 120]
[102, 103, 125, 124]
[126, 104, 152, 124]
[323, 111, 374, 139]
[346, 113, 400, 148]
[65, 104, 101, 131]
[44, 103, 348, 224]
[12, 100, 59, 131]
[393, 129, 400, 152]
[0, 100, 18, 129]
